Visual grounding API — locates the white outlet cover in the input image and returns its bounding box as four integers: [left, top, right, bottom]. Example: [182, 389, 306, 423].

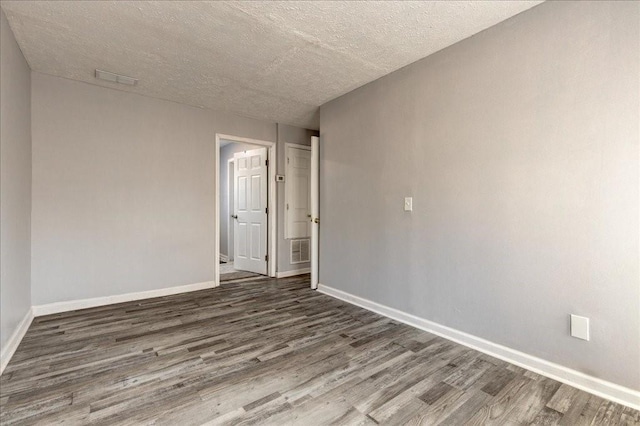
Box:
[404, 197, 413, 212]
[570, 314, 590, 341]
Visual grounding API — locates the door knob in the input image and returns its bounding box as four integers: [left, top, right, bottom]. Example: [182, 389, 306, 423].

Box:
[231, 214, 238, 219]
[314, 218, 319, 224]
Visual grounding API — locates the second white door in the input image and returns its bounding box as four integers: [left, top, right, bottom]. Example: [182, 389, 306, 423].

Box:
[285, 146, 312, 239]
[233, 147, 268, 275]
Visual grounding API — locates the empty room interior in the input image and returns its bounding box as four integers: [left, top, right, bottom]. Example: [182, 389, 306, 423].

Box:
[0, 1, 638, 424]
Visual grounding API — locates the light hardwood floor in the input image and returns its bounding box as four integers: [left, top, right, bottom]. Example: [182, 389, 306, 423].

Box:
[1, 275, 638, 425]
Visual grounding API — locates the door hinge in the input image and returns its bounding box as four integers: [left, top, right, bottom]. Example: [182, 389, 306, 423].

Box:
[287, 157, 290, 164]
[266, 159, 269, 166]
[265, 207, 268, 214]
[286, 203, 289, 210]
[265, 254, 268, 261]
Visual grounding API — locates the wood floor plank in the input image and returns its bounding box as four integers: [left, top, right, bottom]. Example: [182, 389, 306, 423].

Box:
[437, 389, 493, 425]
[558, 388, 592, 425]
[0, 274, 636, 425]
[503, 376, 561, 424]
[577, 394, 609, 425]
[547, 383, 581, 414]
[463, 375, 533, 425]
[620, 406, 640, 426]
[532, 406, 564, 425]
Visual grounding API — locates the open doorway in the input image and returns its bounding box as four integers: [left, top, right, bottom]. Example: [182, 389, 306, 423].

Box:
[216, 134, 277, 285]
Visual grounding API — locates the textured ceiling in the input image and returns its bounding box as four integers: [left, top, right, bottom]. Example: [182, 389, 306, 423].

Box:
[1, 1, 542, 129]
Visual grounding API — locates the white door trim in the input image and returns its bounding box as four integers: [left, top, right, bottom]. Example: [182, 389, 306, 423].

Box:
[284, 142, 311, 151]
[215, 134, 277, 286]
[310, 136, 320, 289]
[227, 158, 234, 261]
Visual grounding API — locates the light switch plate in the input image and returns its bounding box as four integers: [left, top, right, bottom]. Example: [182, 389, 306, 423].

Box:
[570, 314, 590, 341]
[404, 197, 413, 212]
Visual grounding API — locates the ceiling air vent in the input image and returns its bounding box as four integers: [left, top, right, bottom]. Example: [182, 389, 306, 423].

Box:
[290, 239, 310, 264]
[95, 69, 138, 86]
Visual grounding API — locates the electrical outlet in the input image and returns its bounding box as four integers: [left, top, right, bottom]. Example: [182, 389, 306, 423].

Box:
[404, 197, 413, 212]
[570, 315, 590, 341]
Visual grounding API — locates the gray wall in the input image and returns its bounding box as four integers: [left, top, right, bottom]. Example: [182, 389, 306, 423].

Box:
[319, 1, 639, 391]
[31, 73, 277, 305]
[277, 124, 317, 273]
[0, 10, 32, 351]
[219, 141, 256, 260]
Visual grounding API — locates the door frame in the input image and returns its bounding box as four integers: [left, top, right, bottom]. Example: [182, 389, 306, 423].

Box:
[215, 134, 277, 286]
[284, 142, 312, 240]
[310, 136, 319, 289]
[227, 158, 234, 262]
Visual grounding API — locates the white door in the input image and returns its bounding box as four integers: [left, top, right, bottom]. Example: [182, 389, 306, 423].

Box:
[233, 148, 268, 275]
[310, 136, 320, 289]
[285, 146, 312, 239]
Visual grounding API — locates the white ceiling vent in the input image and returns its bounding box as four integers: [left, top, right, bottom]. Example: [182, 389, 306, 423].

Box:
[290, 239, 310, 264]
[95, 69, 138, 86]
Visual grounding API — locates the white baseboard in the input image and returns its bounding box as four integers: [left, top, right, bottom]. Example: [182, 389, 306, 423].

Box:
[32, 281, 216, 317]
[276, 268, 311, 278]
[317, 283, 640, 411]
[1, 308, 34, 376]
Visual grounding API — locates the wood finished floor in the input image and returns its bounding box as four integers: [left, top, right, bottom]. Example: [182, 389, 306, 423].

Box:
[1, 275, 638, 425]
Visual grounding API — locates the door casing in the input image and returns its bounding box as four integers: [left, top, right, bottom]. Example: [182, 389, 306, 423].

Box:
[310, 136, 320, 289]
[227, 158, 234, 262]
[215, 134, 277, 286]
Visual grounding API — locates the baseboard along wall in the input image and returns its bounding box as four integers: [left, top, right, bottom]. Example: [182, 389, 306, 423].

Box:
[0, 308, 34, 376]
[1, 280, 217, 375]
[32, 280, 216, 316]
[276, 268, 311, 278]
[3, 278, 637, 410]
[317, 283, 640, 411]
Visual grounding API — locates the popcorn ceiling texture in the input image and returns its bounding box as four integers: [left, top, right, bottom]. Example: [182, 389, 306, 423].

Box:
[1, 1, 541, 129]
